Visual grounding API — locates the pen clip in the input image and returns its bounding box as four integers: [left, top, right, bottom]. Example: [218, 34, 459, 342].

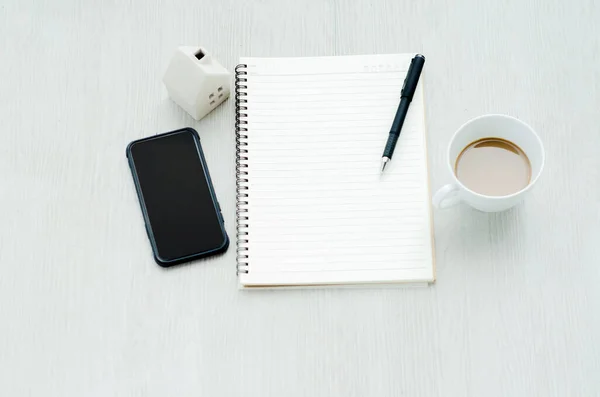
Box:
[401, 58, 415, 95]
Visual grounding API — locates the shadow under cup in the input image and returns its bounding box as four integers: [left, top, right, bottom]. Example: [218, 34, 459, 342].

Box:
[447, 115, 544, 211]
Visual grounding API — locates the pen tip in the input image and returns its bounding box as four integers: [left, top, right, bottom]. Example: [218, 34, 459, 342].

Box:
[380, 157, 389, 173]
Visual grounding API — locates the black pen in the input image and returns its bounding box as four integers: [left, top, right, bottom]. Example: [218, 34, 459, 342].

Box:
[380, 54, 426, 173]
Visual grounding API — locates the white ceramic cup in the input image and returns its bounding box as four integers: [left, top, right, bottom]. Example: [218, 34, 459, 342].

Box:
[433, 114, 545, 212]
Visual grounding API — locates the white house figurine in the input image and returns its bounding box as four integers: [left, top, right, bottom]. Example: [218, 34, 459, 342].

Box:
[163, 46, 231, 120]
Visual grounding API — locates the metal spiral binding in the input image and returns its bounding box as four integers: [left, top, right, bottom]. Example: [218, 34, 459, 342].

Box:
[235, 64, 249, 275]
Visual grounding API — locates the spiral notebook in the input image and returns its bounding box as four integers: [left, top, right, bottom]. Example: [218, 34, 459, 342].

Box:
[235, 54, 435, 288]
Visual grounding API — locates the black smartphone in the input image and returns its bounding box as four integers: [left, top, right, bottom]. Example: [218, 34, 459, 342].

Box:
[126, 128, 228, 267]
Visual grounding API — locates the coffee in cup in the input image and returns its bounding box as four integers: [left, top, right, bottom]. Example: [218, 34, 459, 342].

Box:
[433, 114, 544, 212]
[454, 137, 531, 197]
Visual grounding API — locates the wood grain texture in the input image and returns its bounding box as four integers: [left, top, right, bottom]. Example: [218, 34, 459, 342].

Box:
[0, 0, 599, 396]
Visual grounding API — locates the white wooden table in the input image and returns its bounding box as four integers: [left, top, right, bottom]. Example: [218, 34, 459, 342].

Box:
[1, 0, 599, 395]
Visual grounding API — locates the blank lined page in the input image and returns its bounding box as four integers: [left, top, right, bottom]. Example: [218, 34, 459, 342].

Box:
[238, 54, 434, 287]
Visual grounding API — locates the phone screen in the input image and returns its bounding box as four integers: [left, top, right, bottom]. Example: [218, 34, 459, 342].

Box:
[128, 129, 227, 264]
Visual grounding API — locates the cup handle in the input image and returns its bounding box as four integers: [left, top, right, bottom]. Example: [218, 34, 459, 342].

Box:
[432, 184, 461, 209]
